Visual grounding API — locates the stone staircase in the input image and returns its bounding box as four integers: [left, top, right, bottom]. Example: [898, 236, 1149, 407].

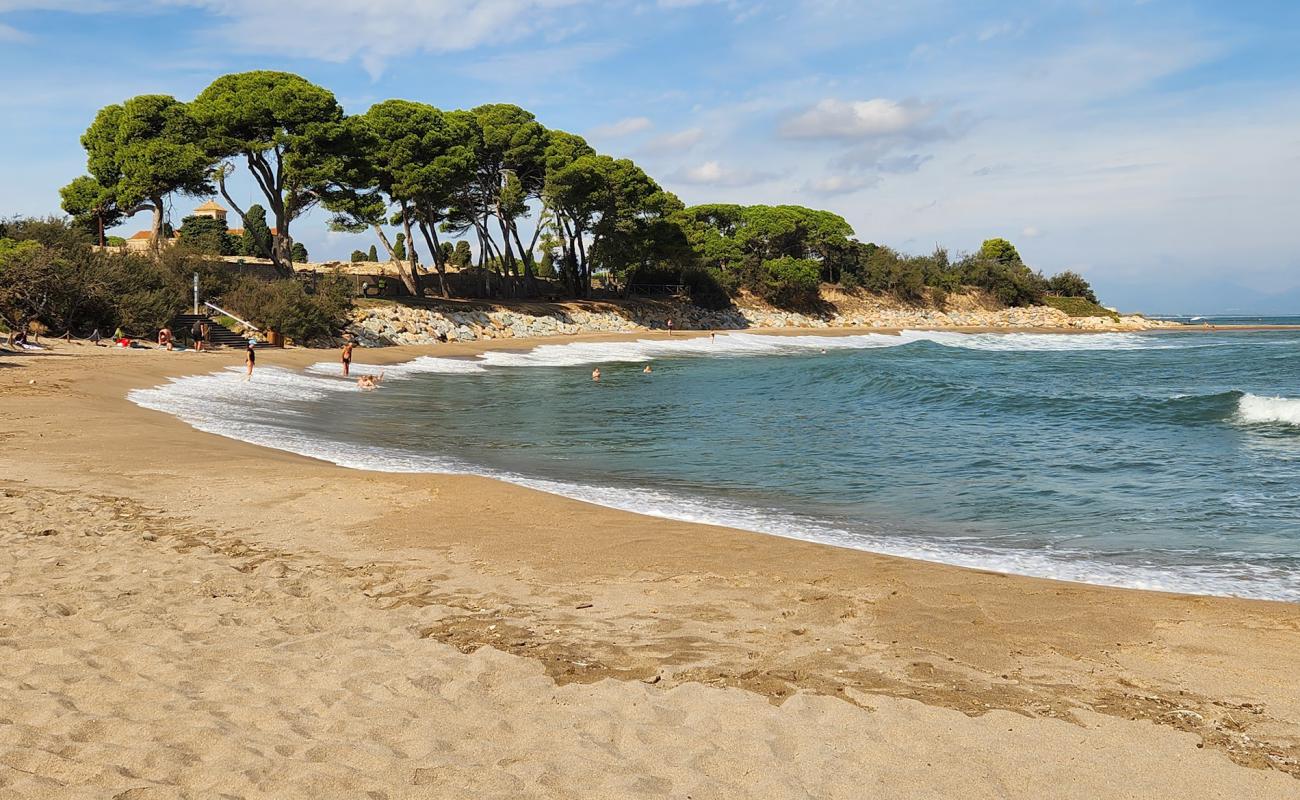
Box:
[171, 312, 255, 348]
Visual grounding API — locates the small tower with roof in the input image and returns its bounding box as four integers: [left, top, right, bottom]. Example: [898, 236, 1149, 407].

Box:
[192, 199, 229, 223]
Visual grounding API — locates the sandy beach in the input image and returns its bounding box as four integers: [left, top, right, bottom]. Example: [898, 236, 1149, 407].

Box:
[2, 335, 1298, 798]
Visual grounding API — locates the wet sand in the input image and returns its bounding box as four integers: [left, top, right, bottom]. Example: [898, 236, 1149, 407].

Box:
[1, 336, 1298, 798]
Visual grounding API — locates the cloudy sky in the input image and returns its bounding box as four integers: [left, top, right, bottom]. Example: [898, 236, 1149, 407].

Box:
[2, 0, 1298, 311]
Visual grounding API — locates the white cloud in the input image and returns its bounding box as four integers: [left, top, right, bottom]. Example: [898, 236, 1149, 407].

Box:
[780, 98, 933, 140]
[0, 22, 27, 40]
[804, 174, 879, 195]
[0, 1, 598, 76]
[588, 116, 652, 138]
[673, 160, 777, 187]
[1021, 226, 1040, 238]
[641, 127, 705, 154]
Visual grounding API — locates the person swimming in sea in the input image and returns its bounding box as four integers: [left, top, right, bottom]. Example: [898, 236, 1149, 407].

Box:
[592, 367, 601, 382]
[358, 371, 385, 391]
[643, 365, 653, 374]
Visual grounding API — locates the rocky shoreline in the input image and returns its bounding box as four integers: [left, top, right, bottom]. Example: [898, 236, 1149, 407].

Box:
[347, 300, 1176, 347]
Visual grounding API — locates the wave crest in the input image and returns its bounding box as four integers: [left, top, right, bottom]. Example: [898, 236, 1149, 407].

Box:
[1237, 393, 1300, 427]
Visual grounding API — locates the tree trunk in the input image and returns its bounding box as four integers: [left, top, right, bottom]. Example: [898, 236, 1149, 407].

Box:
[417, 218, 449, 298]
[399, 205, 423, 297]
[509, 219, 536, 297]
[149, 197, 165, 256]
[371, 223, 419, 296]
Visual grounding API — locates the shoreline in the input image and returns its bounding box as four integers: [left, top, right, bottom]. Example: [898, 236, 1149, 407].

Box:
[3, 331, 1300, 796]
[128, 328, 1293, 603]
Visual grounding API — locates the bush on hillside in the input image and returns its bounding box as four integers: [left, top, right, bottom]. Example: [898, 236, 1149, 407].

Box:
[1046, 270, 1098, 303]
[756, 256, 821, 307]
[222, 275, 352, 343]
[1042, 295, 1118, 320]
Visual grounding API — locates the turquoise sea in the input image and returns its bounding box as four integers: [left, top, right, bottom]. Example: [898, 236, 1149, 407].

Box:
[132, 327, 1300, 602]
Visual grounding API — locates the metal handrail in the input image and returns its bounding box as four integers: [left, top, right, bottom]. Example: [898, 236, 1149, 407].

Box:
[203, 301, 257, 332]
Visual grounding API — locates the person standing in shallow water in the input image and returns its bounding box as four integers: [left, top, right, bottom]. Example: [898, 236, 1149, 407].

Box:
[341, 341, 354, 377]
[243, 340, 256, 381]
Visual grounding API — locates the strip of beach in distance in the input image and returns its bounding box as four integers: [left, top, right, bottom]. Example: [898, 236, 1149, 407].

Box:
[2, 327, 1298, 798]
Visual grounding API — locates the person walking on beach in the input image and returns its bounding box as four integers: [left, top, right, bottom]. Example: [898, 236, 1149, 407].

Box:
[341, 341, 354, 377]
[666, 318, 674, 335]
[243, 340, 256, 381]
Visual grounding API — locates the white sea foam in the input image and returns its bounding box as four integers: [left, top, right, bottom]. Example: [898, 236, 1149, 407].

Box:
[1236, 393, 1300, 427]
[125, 329, 1297, 603]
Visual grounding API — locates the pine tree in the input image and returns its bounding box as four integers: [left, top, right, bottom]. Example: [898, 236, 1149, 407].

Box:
[393, 233, 406, 260]
[452, 240, 472, 270]
[367, 244, 378, 262]
[291, 242, 309, 263]
[240, 204, 273, 259]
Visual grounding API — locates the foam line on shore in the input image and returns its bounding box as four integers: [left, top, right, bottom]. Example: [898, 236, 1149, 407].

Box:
[129, 357, 1299, 603]
[300, 329, 1176, 378]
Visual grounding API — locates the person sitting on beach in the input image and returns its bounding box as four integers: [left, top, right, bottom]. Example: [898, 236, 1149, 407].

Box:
[342, 341, 354, 377]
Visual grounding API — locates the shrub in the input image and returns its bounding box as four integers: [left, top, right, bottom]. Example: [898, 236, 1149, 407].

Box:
[756, 256, 820, 307]
[1042, 295, 1117, 320]
[682, 268, 732, 310]
[222, 276, 353, 343]
[1046, 270, 1097, 303]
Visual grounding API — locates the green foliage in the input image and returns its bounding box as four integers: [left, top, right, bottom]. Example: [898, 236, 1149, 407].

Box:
[978, 237, 1022, 265]
[350, 250, 366, 262]
[239, 204, 273, 258]
[0, 218, 233, 335]
[178, 214, 234, 255]
[193, 71, 344, 270]
[955, 255, 1047, 306]
[757, 256, 821, 307]
[367, 243, 379, 261]
[1042, 295, 1117, 319]
[1046, 270, 1097, 303]
[78, 95, 212, 245]
[106, 235, 126, 247]
[59, 175, 125, 243]
[291, 242, 309, 263]
[392, 235, 405, 260]
[451, 240, 473, 269]
[222, 275, 352, 343]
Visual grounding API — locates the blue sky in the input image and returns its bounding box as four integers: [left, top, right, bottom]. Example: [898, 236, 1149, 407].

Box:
[2, 0, 1298, 312]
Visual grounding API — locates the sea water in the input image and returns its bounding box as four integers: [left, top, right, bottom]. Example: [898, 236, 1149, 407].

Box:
[130, 329, 1300, 602]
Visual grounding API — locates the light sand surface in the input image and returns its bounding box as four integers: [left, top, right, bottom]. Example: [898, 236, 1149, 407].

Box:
[1, 337, 1298, 799]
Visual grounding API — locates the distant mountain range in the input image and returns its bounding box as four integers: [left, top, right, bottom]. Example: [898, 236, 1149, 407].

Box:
[1096, 279, 1300, 316]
